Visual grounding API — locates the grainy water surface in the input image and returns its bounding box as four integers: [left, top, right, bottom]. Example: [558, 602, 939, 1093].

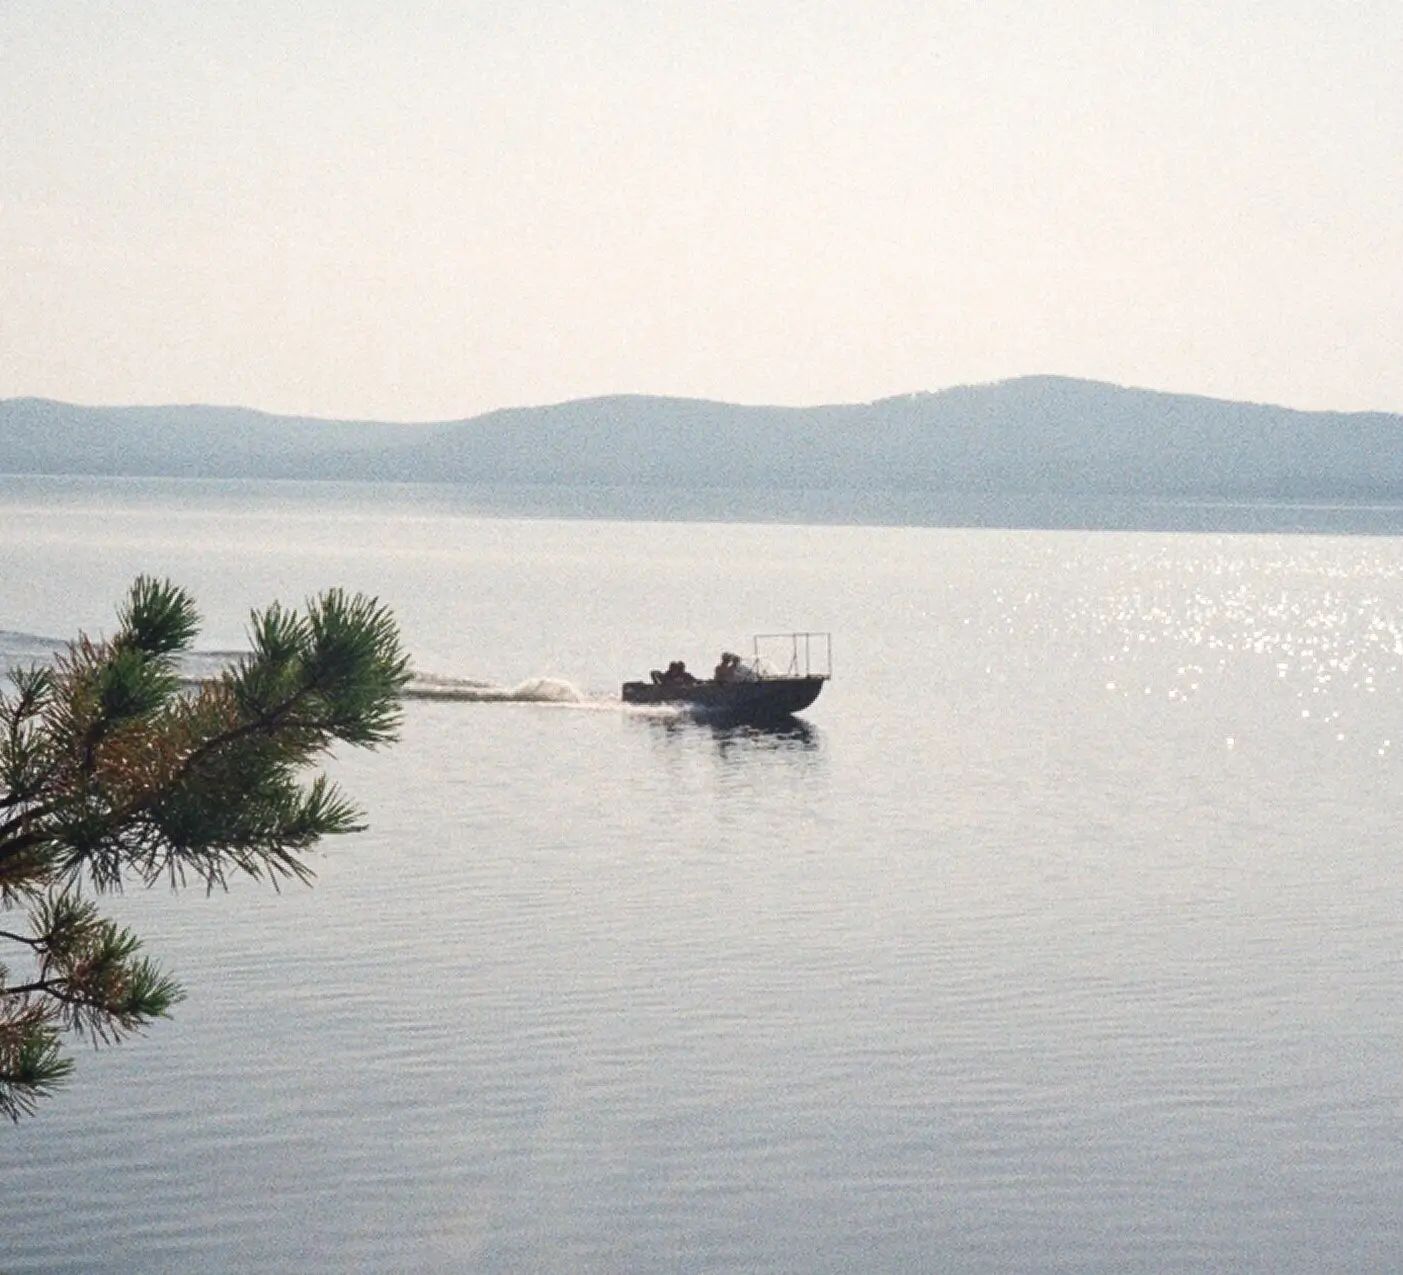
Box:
[3, 477, 1403, 1273]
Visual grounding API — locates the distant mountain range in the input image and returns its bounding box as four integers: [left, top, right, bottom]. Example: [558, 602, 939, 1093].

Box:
[4, 377, 1403, 501]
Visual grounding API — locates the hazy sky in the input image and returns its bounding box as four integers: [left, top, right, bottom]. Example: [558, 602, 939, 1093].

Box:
[2, 1, 1399, 420]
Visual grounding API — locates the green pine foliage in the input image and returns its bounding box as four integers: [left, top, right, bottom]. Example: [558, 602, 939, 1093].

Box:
[0, 577, 409, 1122]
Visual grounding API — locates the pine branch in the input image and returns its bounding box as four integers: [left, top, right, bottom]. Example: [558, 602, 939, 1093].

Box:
[0, 577, 406, 1119]
[0, 1017, 76, 1123]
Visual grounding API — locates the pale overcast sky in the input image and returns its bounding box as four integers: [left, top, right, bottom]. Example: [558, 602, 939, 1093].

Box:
[2, 1, 1399, 420]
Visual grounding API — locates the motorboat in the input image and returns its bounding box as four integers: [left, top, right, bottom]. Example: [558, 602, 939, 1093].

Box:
[622, 632, 831, 722]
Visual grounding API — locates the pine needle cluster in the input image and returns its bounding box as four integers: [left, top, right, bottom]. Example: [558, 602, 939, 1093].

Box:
[0, 577, 409, 1121]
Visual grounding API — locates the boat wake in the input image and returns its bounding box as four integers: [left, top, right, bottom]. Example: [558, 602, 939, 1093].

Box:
[409, 673, 694, 719]
[406, 671, 603, 707]
[0, 629, 65, 665]
[4, 634, 676, 718]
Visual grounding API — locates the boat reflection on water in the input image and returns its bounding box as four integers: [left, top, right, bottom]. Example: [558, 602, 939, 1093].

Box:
[633, 710, 821, 754]
[708, 715, 819, 751]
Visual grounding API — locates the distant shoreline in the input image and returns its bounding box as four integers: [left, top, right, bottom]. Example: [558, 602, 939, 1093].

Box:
[7, 377, 1403, 527]
[5, 472, 1403, 537]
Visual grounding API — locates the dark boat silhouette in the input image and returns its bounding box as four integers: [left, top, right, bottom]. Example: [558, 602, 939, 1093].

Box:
[622, 633, 830, 722]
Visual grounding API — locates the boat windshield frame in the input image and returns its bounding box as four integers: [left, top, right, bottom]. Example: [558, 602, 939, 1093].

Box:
[751, 632, 832, 680]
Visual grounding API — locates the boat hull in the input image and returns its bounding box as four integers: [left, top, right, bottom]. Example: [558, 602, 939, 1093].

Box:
[621, 676, 825, 720]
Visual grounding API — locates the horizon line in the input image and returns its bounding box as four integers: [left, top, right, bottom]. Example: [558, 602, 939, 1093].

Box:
[5, 374, 1402, 425]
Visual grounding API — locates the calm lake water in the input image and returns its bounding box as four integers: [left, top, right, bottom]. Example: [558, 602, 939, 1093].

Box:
[4, 476, 1403, 1273]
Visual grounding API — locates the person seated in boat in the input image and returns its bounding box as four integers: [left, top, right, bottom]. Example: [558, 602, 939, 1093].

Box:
[715, 652, 759, 683]
[660, 660, 699, 686]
